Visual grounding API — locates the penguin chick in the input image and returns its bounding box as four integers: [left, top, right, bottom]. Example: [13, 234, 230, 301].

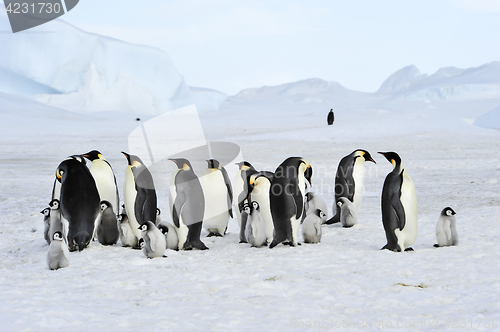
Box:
[41, 207, 51, 245]
[434, 207, 458, 247]
[245, 201, 267, 248]
[47, 231, 70, 270]
[118, 213, 137, 248]
[158, 221, 179, 251]
[239, 203, 250, 244]
[302, 209, 324, 244]
[97, 200, 120, 245]
[139, 221, 166, 258]
[337, 197, 358, 228]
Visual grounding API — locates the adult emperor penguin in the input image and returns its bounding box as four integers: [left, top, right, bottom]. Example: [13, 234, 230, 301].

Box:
[169, 158, 208, 250]
[269, 157, 312, 248]
[83, 150, 120, 215]
[117, 213, 137, 248]
[302, 209, 325, 244]
[139, 221, 166, 258]
[325, 149, 376, 225]
[434, 207, 458, 247]
[379, 152, 418, 252]
[234, 161, 258, 228]
[337, 197, 358, 228]
[327, 109, 334, 125]
[122, 152, 158, 242]
[248, 171, 274, 243]
[302, 192, 328, 224]
[97, 200, 120, 245]
[47, 231, 70, 270]
[158, 221, 179, 251]
[56, 158, 100, 252]
[245, 201, 268, 248]
[201, 159, 233, 237]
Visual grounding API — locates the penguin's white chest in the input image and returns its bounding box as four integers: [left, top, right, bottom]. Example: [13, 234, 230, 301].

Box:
[169, 170, 189, 249]
[124, 166, 140, 239]
[397, 171, 418, 249]
[352, 158, 365, 212]
[291, 166, 307, 245]
[201, 169, 229, 232]
[90, 161, 118, 213]
[233, 170, 245, 228]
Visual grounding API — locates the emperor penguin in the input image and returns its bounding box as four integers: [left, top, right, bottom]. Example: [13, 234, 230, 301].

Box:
[122, 152, 158, 242]
[302, 192, 328, 224]
[269, 157, 312, 248]
[234, 161, 258, 228]
[434, 207, 458, 247]
[158, 221, 179, 251]
[83, 150, 120, 215]
[325, 149, 376, 225]
[239, 203, 250, 243]
[327, 109, 334, 125]
[117, 213, 137, 248]
[139, 221, 166, 258]
[169, 158, 208, 250]
[379, 152, 418, 252]
[248, 171, 274, 243]
[302, 209, 325, 244]
[47, 231, 70, 270]
[201, 159, 233, 237]
[97, 200, 120, 245]
[41, 207, 51, 245]
[337, 197, 358, 228]
[56, 158, 100, 252]
[245, 201, 268, 248]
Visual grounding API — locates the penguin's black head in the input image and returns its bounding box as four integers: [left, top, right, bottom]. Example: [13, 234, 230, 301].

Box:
[83, 150, 102, 161]
[156, 208, 161, 216]
[158, 225, 168, 234]
[73, 233, 90, 251]
[49, 199, 60, 210]
[206, 159, 221, 169]
[356, 150, 376, 164]
[169, 158, 192, 170]
[52, 231, 63, 242]
[313, 209, 323, 218]
[251, 201, 260, 211]
[139, 224, 149, 232]
[378, 152, 401, 169]
[305, 192, 313, 202]
[121, 151, 135, 166]
[442, 207, 456, 216]
[304, 162, 312, 185]
[138, 238, 145, 249]
[41, 207, 50, 216]
[235, 161, 254, 170]
[100, 200, 111, 212]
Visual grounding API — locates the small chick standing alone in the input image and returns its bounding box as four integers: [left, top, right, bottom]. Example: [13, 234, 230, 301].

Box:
[47, 231, 70, 270]
[139, 221, 166, 258]
[302, 209, 325, 244]
[434, 207, 458, 247]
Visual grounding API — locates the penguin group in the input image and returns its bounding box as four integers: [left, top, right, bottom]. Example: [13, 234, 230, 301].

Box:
[42, 146, 458, 270]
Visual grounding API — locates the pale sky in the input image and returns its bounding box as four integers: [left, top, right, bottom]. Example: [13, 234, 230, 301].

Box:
[8, 0, 500, 95]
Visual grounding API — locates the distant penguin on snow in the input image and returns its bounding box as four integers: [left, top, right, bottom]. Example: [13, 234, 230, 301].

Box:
[302, 209, 325, 244]
[56, 158, 100, 252]
[139, 221, 166, 258]
[47, 231, 70, 270]
[325, 149, 375, 225]
[269, 157, 312, 248]
[434, 207, 458, 247]
[337, 197, 358, 228]
[327, 109, 334, 125]
[379, 152, 418, 252]
[245, 201, 267, 248]
[201, 159, 233, 237]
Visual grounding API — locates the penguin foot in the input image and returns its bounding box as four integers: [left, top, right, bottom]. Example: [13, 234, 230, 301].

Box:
[207, 232, 222, 237]
[239, 240, 248, 244]
[269, 240, 279, 249]
[433, 244, 440, 248]
[162, 255, 167, 258]
[191, 241, 209, 250]
[132, 245, 141, 250]
[404, 247, 414, 252]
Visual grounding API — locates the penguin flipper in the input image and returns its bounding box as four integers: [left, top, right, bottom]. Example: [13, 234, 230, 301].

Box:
[444, 219, 452, 241]
[149, 233, 157, 253]
[221, 167, 233, 218]
[390, 193, 406, 231]
[291, 181, 304, 220]
[172, 190, 186, 228]
[314, 222, 321, 237]
[134, 186, 146, 225]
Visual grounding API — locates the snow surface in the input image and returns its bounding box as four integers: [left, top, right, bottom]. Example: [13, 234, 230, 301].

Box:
[1, 81, 500, 331]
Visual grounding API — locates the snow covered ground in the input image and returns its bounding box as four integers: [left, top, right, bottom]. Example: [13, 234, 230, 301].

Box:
[1, 84, 500, 331]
